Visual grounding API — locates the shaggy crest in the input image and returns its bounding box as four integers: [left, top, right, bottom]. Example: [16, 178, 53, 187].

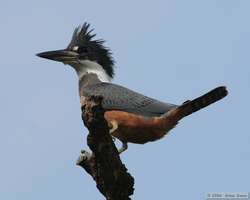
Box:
[67, 23, 115, 78]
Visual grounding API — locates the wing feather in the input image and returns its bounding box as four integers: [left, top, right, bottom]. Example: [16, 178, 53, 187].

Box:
[81, 82, 178, 117]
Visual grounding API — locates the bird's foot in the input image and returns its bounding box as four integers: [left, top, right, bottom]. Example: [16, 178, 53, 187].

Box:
[112, 136, 116, 142]
[118, 142, 128, 154]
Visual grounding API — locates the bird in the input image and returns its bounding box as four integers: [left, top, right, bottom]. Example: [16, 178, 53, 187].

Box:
[37, 22, 228, 153]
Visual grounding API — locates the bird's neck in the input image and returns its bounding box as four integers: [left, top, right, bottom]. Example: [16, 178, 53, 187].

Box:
[79, 73, 102, 88]
[74, 60, 112, 83]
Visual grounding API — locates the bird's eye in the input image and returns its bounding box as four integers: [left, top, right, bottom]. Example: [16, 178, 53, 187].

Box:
[72, 46, 88, 53]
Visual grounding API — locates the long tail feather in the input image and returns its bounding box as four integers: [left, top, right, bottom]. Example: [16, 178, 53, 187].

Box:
[176, 86, 228, 119]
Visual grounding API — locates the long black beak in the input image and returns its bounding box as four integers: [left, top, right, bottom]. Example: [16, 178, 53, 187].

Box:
[36, 49, 79, 63]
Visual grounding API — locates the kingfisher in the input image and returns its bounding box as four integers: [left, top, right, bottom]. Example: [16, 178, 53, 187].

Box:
[37, 23, 228, 153]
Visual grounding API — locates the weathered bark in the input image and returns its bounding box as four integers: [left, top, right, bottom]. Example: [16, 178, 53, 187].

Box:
[76, 96, 134, 200]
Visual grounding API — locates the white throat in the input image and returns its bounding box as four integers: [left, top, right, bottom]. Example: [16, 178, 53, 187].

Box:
[73, 60, 111, 82]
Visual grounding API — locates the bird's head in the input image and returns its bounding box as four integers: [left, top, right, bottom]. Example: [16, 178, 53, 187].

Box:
[37, 23, 114, 82]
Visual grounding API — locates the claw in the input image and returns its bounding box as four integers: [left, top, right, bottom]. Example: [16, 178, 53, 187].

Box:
[118, 142, 128, 154]
[112, 136, 116, 142]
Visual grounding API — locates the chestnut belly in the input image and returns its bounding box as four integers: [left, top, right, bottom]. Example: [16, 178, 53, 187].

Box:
[104, 110, 178, 144]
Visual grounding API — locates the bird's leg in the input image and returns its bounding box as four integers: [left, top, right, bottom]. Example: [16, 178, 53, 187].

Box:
[118, 142, 128, 154]
[108, 120, 118, 134]
[108, 120, 127, 153]
[108, 120, 118, 142]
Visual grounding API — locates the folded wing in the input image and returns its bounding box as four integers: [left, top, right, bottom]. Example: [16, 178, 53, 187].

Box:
[81, 82, 178, 117]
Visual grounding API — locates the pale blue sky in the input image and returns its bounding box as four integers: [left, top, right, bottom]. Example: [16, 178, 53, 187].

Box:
[0, 0, 249, 199]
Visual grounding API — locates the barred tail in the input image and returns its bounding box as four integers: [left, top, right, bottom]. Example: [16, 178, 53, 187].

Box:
[176, 86, 228, 120]
[151, 86, 228, 141]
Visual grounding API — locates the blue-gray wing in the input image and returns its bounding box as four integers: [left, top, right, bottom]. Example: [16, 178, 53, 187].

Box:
[81, 82, 178, 117]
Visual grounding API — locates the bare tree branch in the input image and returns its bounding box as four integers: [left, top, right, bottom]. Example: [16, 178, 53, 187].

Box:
[76, 96, 134, 200]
